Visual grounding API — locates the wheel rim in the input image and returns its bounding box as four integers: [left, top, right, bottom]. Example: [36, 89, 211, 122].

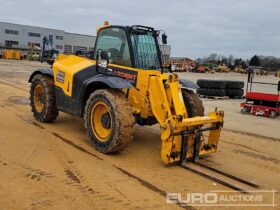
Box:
[90, 101, 112, 142]
[270, 111, 278, 118]
[34, 84, 44, 113]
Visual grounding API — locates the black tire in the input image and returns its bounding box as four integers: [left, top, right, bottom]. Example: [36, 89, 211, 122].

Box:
[182, 89, 204, 117]
[197, 79, 226, 89]
[241, 108, 246, 114]
[241, 107, 251, 114]
[84, 89, 135, 153]
[30, 74, 58, 122]
[269, 111, 279, 119]
[225, 81, 244, 89]
[226, 88, 244, 98]
[197, 88, 226, 97]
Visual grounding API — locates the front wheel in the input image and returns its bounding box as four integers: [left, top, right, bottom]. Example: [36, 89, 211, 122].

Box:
[241, 107, 250, 114]
[84, 89, 135, 153]
[30, 74, 58, 122]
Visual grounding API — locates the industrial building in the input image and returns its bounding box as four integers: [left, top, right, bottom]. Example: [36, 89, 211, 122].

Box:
[0, 21, 171, 60]
[0, 22, 96, 57]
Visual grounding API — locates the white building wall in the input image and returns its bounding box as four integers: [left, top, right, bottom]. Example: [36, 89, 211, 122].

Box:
[64, 33, 96, 54]
[0, 22, 96, 56]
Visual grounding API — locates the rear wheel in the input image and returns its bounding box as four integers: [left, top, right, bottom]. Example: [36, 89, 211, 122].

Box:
[30, 74, 58, 122]
[84, 89, 134, 153]
[182, 89, 204, 117]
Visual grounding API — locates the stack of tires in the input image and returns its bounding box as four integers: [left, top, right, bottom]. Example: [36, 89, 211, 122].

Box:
[225, 81, 244, 98]
[197, 79, 244, 98]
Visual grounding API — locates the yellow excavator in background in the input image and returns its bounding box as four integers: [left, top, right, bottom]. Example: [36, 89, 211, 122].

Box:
[28, 22, 224, 165]
[217, 64, 230, 73]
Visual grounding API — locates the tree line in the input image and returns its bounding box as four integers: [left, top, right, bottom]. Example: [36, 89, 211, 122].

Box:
[196, 54, 280, 70]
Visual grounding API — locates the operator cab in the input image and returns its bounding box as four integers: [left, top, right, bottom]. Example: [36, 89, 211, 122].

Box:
[93, 24, 168, 71]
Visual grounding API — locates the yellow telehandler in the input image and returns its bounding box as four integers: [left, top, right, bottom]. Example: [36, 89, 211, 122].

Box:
[28, 22, 224, 165]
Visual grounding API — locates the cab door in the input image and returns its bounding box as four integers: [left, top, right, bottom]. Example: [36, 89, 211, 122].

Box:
[94, 27, 137, 84]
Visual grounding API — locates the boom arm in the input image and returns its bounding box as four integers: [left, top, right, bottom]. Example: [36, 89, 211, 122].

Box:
[40, 36, 57, 63]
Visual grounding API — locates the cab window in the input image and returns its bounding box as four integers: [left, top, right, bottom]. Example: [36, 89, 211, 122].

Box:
[95, 27, 131, 67]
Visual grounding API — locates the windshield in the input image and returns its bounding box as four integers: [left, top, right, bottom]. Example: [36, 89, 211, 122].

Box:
[130, 32, 161, 70]
[95, 27, 131, 66]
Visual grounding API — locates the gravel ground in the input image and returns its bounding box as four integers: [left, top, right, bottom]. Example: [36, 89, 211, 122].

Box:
[0, 59, 279, 210]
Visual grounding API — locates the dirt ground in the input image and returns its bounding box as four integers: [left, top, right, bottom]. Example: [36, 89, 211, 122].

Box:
[0, 59, 279, 210]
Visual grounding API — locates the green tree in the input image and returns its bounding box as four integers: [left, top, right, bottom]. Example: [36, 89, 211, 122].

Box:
[249, 55, 261, 66]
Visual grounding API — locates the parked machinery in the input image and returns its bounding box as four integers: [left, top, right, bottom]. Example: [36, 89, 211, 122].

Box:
[2, 49, 21, 60]
[275, 70, 280, 77]
[216, 64, 230, 73]
[234, 67, 247, 74]
[241, 68, 280, 118]
[40, 36, 59, 64]
[28, 23, 224, 165]
[255, 68, 268, 76]
[27, 43, 41, 61]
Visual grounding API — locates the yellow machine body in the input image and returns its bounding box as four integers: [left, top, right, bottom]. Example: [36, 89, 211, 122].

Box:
[53, 55, 96, 96]
[52, 52, 224, 164]
[29, 22, 225, 165]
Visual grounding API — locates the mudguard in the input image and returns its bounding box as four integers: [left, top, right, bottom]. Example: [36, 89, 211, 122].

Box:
[28, 68, 53, 82]
[180, 79, 199, 89]
[73, 75, 134, 116]
[83, 74, 134, 89]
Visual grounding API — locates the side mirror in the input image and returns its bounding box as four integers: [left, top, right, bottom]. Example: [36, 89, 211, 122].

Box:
[97, 59, 108, 68]
[96, 50, 109, 73]
[162, 33, 167, 44]
[171, 64, 175, 71]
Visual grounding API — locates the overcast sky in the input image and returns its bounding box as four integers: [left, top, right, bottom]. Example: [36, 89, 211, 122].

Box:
[1, 0, 279, 59]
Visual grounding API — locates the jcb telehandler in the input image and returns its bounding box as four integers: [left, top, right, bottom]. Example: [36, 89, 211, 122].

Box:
[29, 22, 224, 165]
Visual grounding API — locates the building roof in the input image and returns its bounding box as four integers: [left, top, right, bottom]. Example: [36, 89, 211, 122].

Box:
[0, 21, 95, 37]
[65, 32, 96, 38]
